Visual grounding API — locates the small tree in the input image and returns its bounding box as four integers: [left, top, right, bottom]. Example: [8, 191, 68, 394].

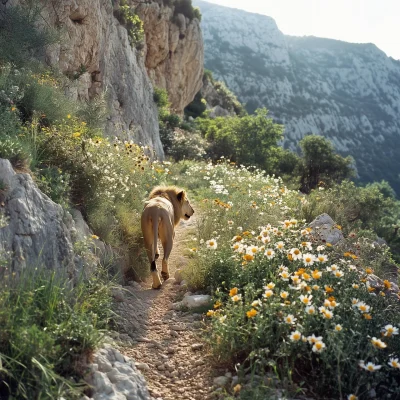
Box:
[299, 135, 355, 193]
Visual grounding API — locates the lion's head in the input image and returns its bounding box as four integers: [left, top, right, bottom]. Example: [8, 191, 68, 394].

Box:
[176, 190, 194, 220]
[149, 186, 194, 223]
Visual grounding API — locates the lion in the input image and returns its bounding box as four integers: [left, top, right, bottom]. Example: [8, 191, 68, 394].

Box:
[141, 186, 194, 289]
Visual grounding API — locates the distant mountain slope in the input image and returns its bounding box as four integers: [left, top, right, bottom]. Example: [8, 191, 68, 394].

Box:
[194, 0, 400, 193]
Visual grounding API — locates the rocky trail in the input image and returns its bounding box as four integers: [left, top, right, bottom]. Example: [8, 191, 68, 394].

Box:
[111, 212, 225, 400]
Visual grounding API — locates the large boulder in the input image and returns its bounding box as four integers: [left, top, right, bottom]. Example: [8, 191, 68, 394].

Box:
[308, 213, 344, 245]
[0, 159, 79, 276]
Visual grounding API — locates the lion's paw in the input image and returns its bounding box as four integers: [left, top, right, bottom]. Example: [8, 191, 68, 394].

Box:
[161, 271, 170, 281]
[152, 283, 162, 290]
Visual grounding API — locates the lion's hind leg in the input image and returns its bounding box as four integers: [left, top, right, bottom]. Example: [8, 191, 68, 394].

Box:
[161, 238, 173, 281]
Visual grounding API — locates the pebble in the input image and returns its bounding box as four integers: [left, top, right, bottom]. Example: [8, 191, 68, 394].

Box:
[191, 343, 204, 351]
[135, 362, 150, 371]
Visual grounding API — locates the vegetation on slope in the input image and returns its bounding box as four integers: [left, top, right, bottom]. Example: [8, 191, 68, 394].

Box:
[171, 160, 400, 399]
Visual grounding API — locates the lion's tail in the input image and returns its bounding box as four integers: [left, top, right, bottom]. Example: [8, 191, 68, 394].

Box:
[151, 217, 159, 271]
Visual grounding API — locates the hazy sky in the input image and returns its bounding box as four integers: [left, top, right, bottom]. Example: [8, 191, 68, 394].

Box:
[204, 0, 400, 60]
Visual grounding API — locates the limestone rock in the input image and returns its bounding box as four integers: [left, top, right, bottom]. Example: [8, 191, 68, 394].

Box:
[87, 346, 152, 400]
[308, 213, 344, 245]
[138, 2, 204, 114]
[174, 268, 184, 284]
[0, 159, 77, 276]
[182, 294, 212, 309]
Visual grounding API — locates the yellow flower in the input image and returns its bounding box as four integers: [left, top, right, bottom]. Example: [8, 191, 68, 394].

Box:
[214, 301, 222, 309]
[243, 254, 254, 261]
[246, 309, 257, 318]
[348, 395, 358, 400]
[363, 313, 372, 320]
[326, 243, 332, 247]
[11, 106, 16, 111]
[233, 384, 241, 393]
[383, 280, 391, 289]
[312, 270, 322, 279]
[67, 114, 71, 118]
[325, 286, 334, 294]
[206, 310, 214, 317]
[365, 268, 373, 274]
[229, 287, 238, 297]
[91, 235, 99, 240]
[72, 132, 81, 138]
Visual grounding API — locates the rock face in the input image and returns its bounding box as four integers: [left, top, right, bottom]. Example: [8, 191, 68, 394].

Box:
[0, 159, 77, 275]
[87, 344, 152, 400]
[138, 1, 204, 114]
[201, 75, 243, 117]
[195, 0, 400, 193]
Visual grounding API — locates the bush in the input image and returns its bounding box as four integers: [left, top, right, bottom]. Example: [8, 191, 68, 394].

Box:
[298, 135, 355, 193]
[174, 0, 199, 21]
[197, 108, 284, 172]
[113, 4, 144, 49]
[293, 179, 400, 264]
[153, 87, 169, 109]
[165, 128, 208, 161]
[0, 4, 58, 66]
[0, 266, 113, 398]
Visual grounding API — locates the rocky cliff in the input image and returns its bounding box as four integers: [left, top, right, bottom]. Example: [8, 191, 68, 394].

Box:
[3, 0, 204, 158]
[195, 0, 400, 193]
[137, 1, 204, 115]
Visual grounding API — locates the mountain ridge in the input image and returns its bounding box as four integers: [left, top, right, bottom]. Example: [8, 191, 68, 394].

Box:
[194, 0, 400, 193]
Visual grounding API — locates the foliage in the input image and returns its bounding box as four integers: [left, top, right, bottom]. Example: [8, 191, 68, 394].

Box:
[172, 160, 400, 399]
[165, 128, 208, 161]
[0, 3, 58, 66]
[212, 80, 245, 116]
[113, 3, 144, 49]
[184, 91, 207, 119]
[196, 108, 284, 171]
[0, 266, 114, 399]
[0, 64, 75, 125]
[35, 167, 71, 209]
[298, 135, 355, 193]
[294, 179, 400, 264]
[0, 136, 29, 170]
[153, 87, 169, 109]
[173, 0, 201, 21]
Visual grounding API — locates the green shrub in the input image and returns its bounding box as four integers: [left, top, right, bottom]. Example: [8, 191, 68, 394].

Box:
[0, 266, 113, 398]
[153, 87, 170, 109]
[114, 4, 144, 48]
[0, 4, 58, 66]
[184, 91, 207, 119]
[298, 135, 355, 193]
[174, 0, 197, 21]
[293, 179, 400, 264]
[0, 136, 29, 170]
[165, 128, 208, 161]
[197, 108, 284, 171]
[193, 6, 202, 21]
[35, 167, 71, 209]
